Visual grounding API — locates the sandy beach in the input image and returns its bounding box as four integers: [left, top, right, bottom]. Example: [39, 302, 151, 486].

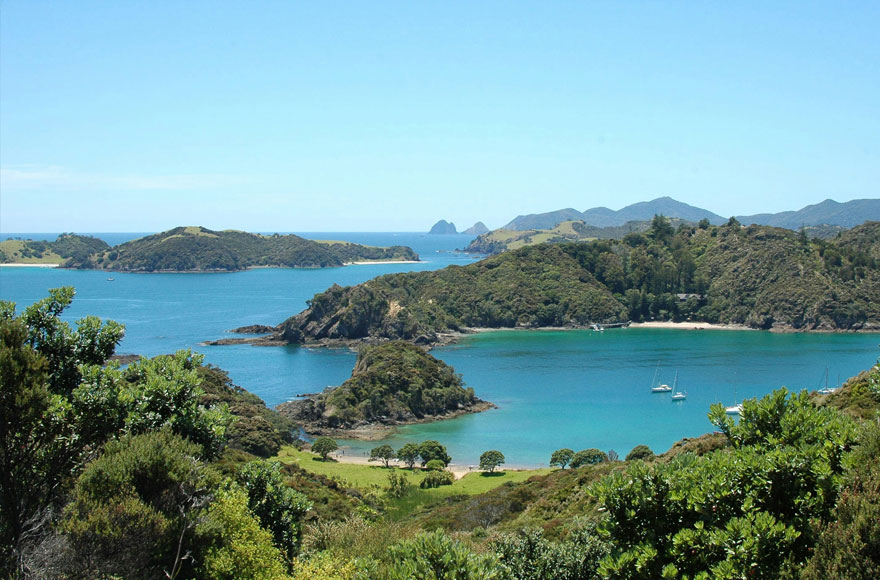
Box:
[629, 321, 752, 331]
[344, 260, 421, 265]
[327, 451, 486, 480]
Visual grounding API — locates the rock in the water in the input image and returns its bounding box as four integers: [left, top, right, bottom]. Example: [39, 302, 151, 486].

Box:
[429, 220, 457, 234]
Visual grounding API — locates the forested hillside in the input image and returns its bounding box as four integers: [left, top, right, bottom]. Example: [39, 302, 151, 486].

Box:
[70, 226, 418, 271]
[0, 234, 109, 265]
[276, 341, 488, 433]
[274, 219, 880, 345]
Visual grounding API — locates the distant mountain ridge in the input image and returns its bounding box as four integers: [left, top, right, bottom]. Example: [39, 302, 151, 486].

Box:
[737, 198, 880, 229]
[503, 197, 880, 231]
[504, 197, 725, 230]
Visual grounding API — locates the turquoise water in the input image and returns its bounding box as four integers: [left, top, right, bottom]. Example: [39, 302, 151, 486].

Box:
[2, 232, 878, 466]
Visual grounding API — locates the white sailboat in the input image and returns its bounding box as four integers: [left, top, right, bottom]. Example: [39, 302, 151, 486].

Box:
[725, 385, 742, 414]
[817, 368, 836, 395]
[670, 371, 687, 401]
[650, 363, 672, 393]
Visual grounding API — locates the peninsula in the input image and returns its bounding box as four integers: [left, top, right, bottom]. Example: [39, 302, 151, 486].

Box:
[219, 219, 880, 348]
[276, 341, 493, 438]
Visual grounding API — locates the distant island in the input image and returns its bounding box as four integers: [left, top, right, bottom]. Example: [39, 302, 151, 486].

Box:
[462, 221, 490, 235]
[1, 227, 419, 272]
[0, 233, 109, 266]
[276, 341, 493, 438]
[428, 220, 458, 234]
[217, 219, 880, 348]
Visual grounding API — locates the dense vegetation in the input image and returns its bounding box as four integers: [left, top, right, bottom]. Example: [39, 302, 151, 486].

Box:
[1, 288, 310, 578]
[464, 218, 688, 255]
[0, 234, 109, 265]
[276, 341, 485, 431]
[66, 226, 418, 271]
[275, 219, 880, 345]
[277, 360, 880, 580]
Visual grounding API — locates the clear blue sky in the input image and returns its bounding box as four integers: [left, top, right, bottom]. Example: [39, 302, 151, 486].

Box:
[2, 1, 878, 232]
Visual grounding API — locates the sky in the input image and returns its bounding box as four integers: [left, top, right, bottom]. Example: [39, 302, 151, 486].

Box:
[1, 1, 878, 233]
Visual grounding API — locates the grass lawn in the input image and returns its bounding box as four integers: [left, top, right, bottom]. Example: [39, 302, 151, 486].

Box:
[275, 446, 551, 499]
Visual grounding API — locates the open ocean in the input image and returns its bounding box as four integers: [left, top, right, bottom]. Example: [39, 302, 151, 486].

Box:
[2, 232, 878, 466]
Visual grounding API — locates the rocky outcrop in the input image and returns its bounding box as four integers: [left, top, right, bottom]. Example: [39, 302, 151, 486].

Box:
[429, 220, 458, 234]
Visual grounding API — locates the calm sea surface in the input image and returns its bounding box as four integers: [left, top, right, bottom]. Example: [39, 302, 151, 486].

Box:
[2, 232, 878, 466]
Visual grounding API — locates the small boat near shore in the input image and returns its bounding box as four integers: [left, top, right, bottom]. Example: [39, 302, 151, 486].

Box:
[817, 368, 836, 395]
[725, 403, 743, 415]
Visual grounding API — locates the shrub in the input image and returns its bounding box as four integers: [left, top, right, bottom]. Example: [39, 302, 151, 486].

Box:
[420, 470, 454, 489]
[625, 444, 654, 461]
[425, 459, 446, 471]
[570, 448, 607, 468]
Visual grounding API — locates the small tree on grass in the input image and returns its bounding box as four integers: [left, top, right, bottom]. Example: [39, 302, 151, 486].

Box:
[369, 444, 396, 468]
[570, 448, 607, 468]
[479, 450, 505, 473]
[419, 440, 451, 467]
[550, 448, 574, 469]
[311, 437, 338, 461]
[397, 443, 420, 469]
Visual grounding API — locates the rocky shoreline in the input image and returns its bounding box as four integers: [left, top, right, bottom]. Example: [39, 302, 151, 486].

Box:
[276, 399, 497, 440]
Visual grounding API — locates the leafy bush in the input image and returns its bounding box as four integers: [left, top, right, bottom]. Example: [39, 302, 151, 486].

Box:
[386, 530, 500, 579]
[425, 459, 446, 471]
[570, 448, 607, 468]
[625, 444, 654, 461]
[420, 470, 455, 489]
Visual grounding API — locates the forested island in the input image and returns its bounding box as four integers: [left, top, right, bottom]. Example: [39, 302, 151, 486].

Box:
[0, 227, 418, 271]
[229, 219, 880, 348]
[277, 341, 492, 438]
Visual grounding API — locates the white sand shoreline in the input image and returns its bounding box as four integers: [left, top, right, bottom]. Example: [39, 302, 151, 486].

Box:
[630, 321, 752, 331]
[327, 450, 543, 479]
[344, 260, 421, 265]
[0, 263, 60, 268]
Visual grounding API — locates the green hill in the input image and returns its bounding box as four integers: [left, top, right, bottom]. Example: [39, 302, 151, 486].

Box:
[72, 226, 418, 271]
[269, 219, 880, 346]
[0, 234, 109, 265]
[276, 341, 490, 435]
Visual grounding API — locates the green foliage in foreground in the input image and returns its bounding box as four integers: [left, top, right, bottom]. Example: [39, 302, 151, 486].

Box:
[279, 220, 880, 344]
[592, 388, 860, 579]
[1, 288, 308, 578]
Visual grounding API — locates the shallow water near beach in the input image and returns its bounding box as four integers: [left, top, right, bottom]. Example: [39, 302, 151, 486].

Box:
[2, 232, 878, 466]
